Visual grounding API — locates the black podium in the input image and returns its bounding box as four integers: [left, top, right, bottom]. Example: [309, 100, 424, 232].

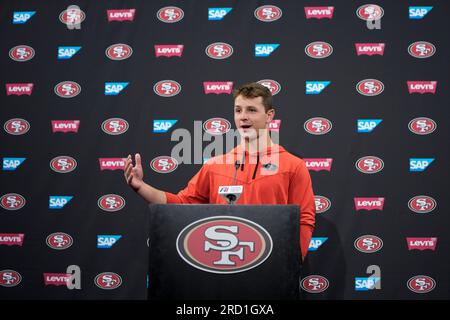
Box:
[147, 204, 301, 300]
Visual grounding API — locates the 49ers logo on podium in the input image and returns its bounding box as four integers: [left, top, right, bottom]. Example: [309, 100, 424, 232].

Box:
[203, 118, 231, 135]
[54, 81, 81, 98]
[300, 275, 329, 293]
[150, 156, 178, 173]
[97, 194, 126, 212]
[177, 216, 273, 274]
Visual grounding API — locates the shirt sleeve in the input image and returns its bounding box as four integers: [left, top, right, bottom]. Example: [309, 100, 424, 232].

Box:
[165, 164, 211, 204]
[288, 161, 316, 259]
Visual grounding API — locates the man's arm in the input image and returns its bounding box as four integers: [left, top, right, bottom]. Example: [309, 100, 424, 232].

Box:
[124, 153, 167, 204]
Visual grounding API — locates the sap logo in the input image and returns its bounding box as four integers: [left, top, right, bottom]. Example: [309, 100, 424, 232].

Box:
[357, 119, 382, 133]
[355, 277, 381, 291]
[13, 11, 36, 24]
[49, 196, 73, 209]
[97, 235, 122, 248]
[153, 120, 178, 133]
[57, 46, 81, 59]
[3, 158, 26, 171]
[306, 81, 330, 94]
[309, 237, 328, 251]
[410, 158, 434, 172]
[409, 6, 432, 19]
[255, 44, 280, 57]
[208, 8, 232, 20]
[105, 82, 129, 95]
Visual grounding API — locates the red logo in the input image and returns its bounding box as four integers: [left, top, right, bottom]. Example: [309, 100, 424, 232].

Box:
[151, 156, 178, 174]
[356, 156, 384, 174]
[408, 117, 437, 135]
[203, 118, 231, 135]
[356, 4, 384, 21]
[0, 234, 25, 246]
[95, 272, 122, 289]
[50, 156, 77, 173]
[177, 216, 273, 274]
[9, 45, 35, 62]
[44, 273, 72, 286]
[305, 41, 333, 59]
[157, 6, 184, 23]
[354, 198, 385, 211]
[269, 119, 281, 132]
[54, 81, 81, 98]
[99, 158, 126, 171]
[407, 238, 437, 251]
[407, 81, 437, 94]
[407, 276, 436, 294]
[408, 41, 436, 59]
[97, 194, 126, 212]
[356, 79, 384, 96]
[107, 9, 136, 22]
[105, 43, 133, 60]
[6, 83, 33, 96]
[304, 117, 332, 135]
[408, 196, 436, 214]
[0, 193, 26, 211]
[154, 45, 184, 57]
[254, 5, 282, 22]
[46, 232, 73, 250]
[4, 118, 30, 135]
[355, 43, 385, 56]
[52, 120, 80, 133]
[153, 80, 182, 97]
[59, 8, 86, 25]
[257, 79, 281, 96]
[205, 42, 234, 60]
[315, 196, 332, 213]
[304, 158, 333, 172]
[101, 118, 129, 135]
[300, 275, 329, 293]
[0, 270, 22, 287]
[354, 235, 383, 253]
[203, 82, 233, 94]
[304, 7, 334, 19]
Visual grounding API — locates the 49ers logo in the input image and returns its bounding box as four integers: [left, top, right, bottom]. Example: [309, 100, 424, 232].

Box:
[408, 41, 436, 59]
[257, 79, 281, 96]
[4, 118, 30, 135]
[97, 194, 126, 212]
[408, 196, 436, 214]
[407, 275, 436, 294]
[54, 81, 81, 98]
[305, 41, 333, 59]
[9, 45, 35, 62]
[254, 5, 282, 22]
[300, 275, 329, 293]
[153, 80, 182, 97]
[177, 216, 273, 274]
[354, 235, 383, 253]
[205, 42, 234, 60]
[157, 6, 184, 23]
[0, 270, 22, 287]
[50, 156, 77, 173]
[408, 117, 436, 135]
[105, 43, 133, 60]
[0, 193, 26, 211]
[304, 117, 332, 135]
[101, 118, 129, 135]
[356, 79, 384, 96]
[150, 156, 178, 173]
[203, 118, 231, 135]
[314, 196, 331, 214]
[356, 156, 384, 174]
[46, 232, 73, 250]
[356, 4, 384, 21]
[59, 8, 86, 25]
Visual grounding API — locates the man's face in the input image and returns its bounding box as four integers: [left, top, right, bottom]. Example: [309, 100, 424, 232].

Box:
[234, 95, 274, 141]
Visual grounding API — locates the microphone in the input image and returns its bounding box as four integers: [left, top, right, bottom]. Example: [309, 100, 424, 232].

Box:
[218, 185, 243, 205]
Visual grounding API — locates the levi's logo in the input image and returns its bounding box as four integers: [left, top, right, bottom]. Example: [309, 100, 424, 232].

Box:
[203, 82, 233, 94]
[52, 120, 80, 133]
[304, 159, 333, 172]
[304, 7, 334, 19]
[354, 198, 385, 211]
[355, 43, 385, 56]
[154, 45, 184, 57]
[6, 83, 33, 96]
[107, 9, 136, 22]
[99, 158, 126, 170]
[407, 238, 437, 251]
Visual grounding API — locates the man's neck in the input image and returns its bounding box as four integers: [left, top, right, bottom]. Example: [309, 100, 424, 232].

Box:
[242, 132, 273, 154]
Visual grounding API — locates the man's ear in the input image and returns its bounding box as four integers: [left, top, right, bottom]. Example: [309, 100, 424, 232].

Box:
[266, 108, 275, 122]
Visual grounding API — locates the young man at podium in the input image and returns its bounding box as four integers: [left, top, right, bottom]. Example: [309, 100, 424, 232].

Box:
[124, 82, 316, 259]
